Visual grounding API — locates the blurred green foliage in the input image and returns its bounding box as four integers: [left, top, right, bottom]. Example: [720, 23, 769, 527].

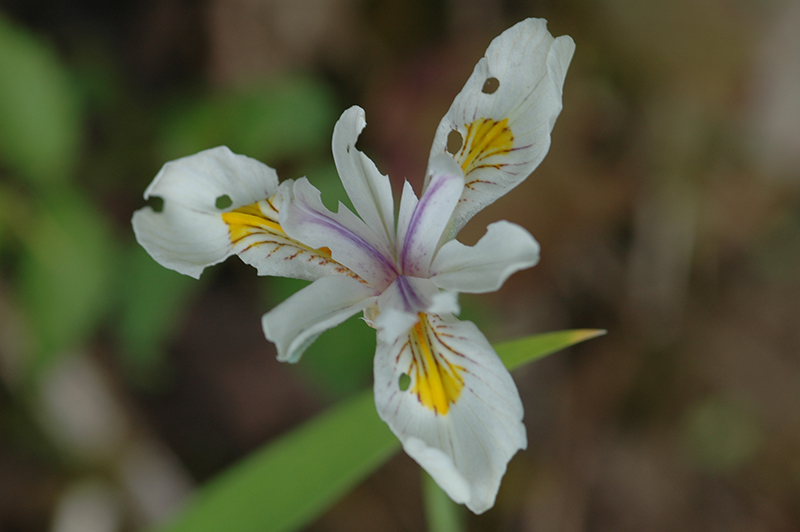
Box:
[117, 245, 198, 383]
[159, 76, 336, 162]
[0, 15, 81, 186]
[18, 190, 117, 368]
[0, 6, 501, 406]
[0, 11, 340, 386]
[682, 396, 762, 473]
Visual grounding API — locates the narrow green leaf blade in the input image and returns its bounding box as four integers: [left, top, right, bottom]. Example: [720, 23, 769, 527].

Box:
[152, 391, 399, 532]
[496, 329, 606, 371]
[423, 473, 465, 532]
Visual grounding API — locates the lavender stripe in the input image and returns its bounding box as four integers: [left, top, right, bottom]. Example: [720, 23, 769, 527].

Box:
[401, 174, 453, 273]
[395, 275, 425, 313]
[295, 200, 397, 277]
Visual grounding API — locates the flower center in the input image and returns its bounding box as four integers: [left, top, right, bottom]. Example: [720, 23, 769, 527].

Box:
[408, 313, 465, 415]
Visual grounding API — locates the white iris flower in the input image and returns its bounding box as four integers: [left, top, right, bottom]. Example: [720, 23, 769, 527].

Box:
[133, 18, 574, 514]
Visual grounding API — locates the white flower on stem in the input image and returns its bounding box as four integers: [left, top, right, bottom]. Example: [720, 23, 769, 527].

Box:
[132, 18, 574, 514]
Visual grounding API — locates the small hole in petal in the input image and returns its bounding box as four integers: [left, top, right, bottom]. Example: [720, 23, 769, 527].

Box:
[215, 195, 232, 210]
[482, 77, 500, 94]
[147, 196, 164, 213]
[446, 130, 463, 155]
[398, 373, 411, 391]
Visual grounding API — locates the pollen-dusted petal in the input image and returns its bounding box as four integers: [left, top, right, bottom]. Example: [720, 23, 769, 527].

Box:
[283, 177, 397, 290]
[262, 275, 379, 363]
[431, 221, 540, 293]
[426, 18, 575, 235]
[396, 156, 464, 277]
[332, 106, 397, 248]
[373, 313, 526, 514]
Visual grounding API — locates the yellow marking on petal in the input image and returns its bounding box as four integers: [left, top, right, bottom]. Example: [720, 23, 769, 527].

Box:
[458, 117, 514, 176]
[221, 200, 332, 259]
[220, 198, 370, 283]
[222, 209, 284, 243]
[408, 313, 465, 415]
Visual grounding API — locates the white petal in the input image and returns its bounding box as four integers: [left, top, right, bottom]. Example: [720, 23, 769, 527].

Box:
[404, 437, 470, 504]
[373, 308, 419, 349]
[431, 221, 540, 293]
[282, 178, 398, 290]
[396, 156, 464, 277]
[132, 146, 278, 278]
[374, 313, 526, 514]
[132, 147, 358, 282]
[426, 18, 575, 235]
[228, 181, 364, 281]
[332, 106, 397, 248]
[262, 275, 378, 363]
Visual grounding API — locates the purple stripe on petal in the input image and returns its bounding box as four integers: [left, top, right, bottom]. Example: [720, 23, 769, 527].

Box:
[395, 275, 425, 313]
[400, 170, 463, 277]
[285, 179, 399, 288]
[401, 176, 445, 269]
[298, 204, 397, 275]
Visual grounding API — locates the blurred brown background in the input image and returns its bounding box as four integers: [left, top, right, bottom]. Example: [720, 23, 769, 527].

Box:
[1, 0, 799, 531]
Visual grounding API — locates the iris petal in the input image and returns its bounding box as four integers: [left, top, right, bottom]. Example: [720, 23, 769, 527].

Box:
[133, 147, 354, 281]
[332, 106, 397, 248]
[262, 275, 379, 363]
[282, 178, 398, 290]
[374, 276, 459, 345]
[396, 156, 464, 277]
[373, 313, 526, 514]
[431, 221, 540, 293]
[426, 18, 575, 236]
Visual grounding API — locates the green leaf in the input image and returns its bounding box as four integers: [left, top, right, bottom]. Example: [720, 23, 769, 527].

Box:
[423, 473, 464, 532]
[497, 329, 607, 370]
[0, 14, 82, 185]
[152, 329, 605, 532]
[152, 392, 399, 532]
